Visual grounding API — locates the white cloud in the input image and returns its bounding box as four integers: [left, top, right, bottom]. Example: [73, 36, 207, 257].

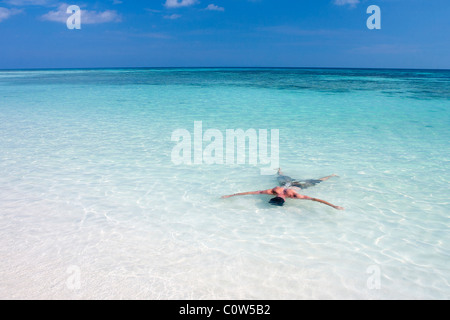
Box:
[164, 0, 198, 9]
[41, 4, 121, 24]
[146, 8, 162, 13]
[334, 0, 360, 6]
[3, 0, 54, 5]
[0, 7, 21, 22]
[164, 13, 181, 20]
[205, 4, 224, 12]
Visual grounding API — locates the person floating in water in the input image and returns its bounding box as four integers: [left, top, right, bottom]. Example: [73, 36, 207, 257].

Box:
[221, 169, 344, 210]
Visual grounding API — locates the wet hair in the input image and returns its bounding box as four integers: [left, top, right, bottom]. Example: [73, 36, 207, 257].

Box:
[269, 197, 285, 207]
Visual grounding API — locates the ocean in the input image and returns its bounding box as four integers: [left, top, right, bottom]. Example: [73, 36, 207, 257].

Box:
[0, 68, 448, 299]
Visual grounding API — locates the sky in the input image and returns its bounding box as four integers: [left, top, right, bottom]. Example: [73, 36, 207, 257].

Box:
[0, 0, 449, 69]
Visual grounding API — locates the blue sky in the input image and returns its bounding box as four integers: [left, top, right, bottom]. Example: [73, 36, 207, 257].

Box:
[0, 0, 448, 69]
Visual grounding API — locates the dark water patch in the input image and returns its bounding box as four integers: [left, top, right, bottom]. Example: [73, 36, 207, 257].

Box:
[0, 68, 449, 100]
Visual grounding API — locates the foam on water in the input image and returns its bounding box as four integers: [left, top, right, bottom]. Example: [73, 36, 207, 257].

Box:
[0, 69, 449, 299]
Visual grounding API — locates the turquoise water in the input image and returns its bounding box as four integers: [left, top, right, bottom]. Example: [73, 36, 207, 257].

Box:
[0, 68, 449, 299]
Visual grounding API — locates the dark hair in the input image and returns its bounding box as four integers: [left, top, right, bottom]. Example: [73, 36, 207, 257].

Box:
[269, 197, 285, 206]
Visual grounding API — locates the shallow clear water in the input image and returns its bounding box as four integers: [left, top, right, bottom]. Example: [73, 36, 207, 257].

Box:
[0, 68, 449, 299]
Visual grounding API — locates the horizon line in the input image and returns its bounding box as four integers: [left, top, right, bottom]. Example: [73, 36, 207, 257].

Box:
[1, 66, 449, 72]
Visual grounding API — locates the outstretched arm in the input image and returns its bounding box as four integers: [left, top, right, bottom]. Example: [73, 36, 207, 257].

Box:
[294, 194, 344, 210]
[318, 174, 338, 182]
[311, 197, 344, 210]
[222, 189, 274, 199]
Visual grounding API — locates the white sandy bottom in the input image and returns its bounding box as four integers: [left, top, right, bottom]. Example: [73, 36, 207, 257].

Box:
[0, 166, 448, 300]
